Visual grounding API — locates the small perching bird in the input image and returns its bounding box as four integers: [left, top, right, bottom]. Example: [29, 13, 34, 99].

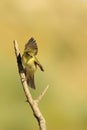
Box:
[22, 37, 44, 89]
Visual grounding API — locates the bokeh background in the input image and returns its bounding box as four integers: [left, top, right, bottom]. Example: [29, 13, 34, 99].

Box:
[0, 0, 87, 130]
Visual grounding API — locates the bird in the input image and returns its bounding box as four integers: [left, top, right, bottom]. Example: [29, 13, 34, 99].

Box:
[22, 37, 44, 89]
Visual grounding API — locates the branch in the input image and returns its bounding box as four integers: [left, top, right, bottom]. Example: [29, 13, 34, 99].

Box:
[36, 85, 49, 104]
[13, 40, 49, 130]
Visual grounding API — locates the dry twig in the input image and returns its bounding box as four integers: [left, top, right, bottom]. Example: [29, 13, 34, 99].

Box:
[13, 40, 49, 130]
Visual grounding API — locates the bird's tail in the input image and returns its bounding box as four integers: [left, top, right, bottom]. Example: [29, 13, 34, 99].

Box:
[26, 74, 36, 89]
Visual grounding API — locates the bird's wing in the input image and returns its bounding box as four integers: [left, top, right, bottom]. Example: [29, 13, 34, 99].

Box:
[25, 37, 38, 56]
[34, 57, 44, 71]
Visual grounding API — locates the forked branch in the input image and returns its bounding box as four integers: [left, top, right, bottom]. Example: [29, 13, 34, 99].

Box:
[13, 40, 49, 130]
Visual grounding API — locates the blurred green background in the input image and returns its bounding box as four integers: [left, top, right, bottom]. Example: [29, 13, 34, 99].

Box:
[0, 0, 87, 130]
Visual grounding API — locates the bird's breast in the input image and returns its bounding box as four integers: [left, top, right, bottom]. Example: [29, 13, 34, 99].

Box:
[22, 54, 37, 72]
[26, 58, 37, 72]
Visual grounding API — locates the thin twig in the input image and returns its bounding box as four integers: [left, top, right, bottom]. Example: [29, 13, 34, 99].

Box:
[13, 40, 49, 130]
[36, 85, 49, 104]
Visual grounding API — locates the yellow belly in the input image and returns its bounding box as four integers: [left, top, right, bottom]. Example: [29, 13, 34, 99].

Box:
[22, 54, 37, 72]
